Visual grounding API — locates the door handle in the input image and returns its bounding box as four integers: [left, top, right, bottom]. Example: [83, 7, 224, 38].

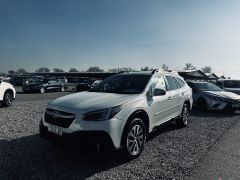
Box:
[168, 96, 172, 101]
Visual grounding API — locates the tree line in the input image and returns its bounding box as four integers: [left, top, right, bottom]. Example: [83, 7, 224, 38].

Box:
[2, 63, 212, 76]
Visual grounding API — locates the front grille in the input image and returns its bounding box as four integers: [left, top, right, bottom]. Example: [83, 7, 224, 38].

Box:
[44, 108, 76, 128]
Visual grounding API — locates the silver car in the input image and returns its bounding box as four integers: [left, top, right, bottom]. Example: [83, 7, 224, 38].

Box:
[187, 81, 240, 113]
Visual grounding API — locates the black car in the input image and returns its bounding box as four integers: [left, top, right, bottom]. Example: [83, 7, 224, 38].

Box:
[76, 79, 96, 92]
[23, 78, 67, 93]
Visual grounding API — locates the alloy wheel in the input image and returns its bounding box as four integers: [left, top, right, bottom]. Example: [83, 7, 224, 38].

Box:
[127, 124, 144, 156]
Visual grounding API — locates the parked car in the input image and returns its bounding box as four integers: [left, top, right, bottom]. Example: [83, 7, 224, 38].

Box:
[187, 81, 240, 112]
[91, 80, 102, 88]
[217, 79, 240, 95]
[76, 79, 96, 92]
[40, 70, 192, 159]
[23, 78, 67, 93]
[0, 77, 16, 107]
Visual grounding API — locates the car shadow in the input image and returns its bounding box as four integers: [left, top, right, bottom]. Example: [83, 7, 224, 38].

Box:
[190, 108, 239, 118]
[0, 134, 129, 180]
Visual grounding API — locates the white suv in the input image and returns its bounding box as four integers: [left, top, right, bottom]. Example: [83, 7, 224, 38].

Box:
[40, 70, 192, 158]
[0, 78, 16, 107]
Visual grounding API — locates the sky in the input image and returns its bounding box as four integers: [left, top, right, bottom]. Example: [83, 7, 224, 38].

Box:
[1, 0, 240, 78]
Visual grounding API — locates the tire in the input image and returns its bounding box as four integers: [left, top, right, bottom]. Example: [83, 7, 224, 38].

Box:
[197, 98, 207, 111]
[2, 91, 13, 107]
[40, 87, 45, 94]
[60, 86, 65, 92]
[176, 103, 189, 128]
[122, 118, 146, 159]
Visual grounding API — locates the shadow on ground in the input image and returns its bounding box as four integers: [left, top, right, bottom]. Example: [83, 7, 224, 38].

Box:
[0, 134, 129, 179]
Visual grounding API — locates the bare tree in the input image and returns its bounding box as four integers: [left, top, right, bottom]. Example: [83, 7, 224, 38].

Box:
[17, 68, 28, 74]
[184, 63, 196, 70]
[162, 64, 169, 70]
[86, 66, 104, 72]
[201, 66, 212, 73]
[53, 68, 64, 72]
[141, 66, 150, 71]
[108, 67, 135, 73]
[8, 70, 15, 75]
[35, 67, 51, 73]
[69, 68, 79, 72]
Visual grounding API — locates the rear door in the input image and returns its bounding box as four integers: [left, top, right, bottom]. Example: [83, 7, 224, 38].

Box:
[165, 76, 182, 118]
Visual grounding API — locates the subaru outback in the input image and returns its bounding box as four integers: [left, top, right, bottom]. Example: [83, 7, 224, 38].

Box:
[40, 70, 192, 159]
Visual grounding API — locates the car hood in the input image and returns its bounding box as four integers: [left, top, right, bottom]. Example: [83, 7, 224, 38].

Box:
[49, 91, 139, 111]
[205, 91, 240, 100]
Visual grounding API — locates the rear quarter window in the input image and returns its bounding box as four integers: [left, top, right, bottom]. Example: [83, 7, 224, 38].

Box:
[175, 77, 186, 88]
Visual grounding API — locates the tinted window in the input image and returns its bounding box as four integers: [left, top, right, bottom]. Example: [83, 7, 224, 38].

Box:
[175, 77, 185, 88]
[90, 74, 151, 94]
[165, 76, 179, 91]
[192, 82, 222, 91]
[224, 80, 240, 88]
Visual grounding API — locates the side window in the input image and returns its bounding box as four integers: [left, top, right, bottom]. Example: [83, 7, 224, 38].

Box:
[165, 76, 179, 91]
[175, 77, 186, 88]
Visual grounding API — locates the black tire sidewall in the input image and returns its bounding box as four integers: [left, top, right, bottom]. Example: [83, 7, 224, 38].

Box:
[3, 92, 13, 107]
[177, 103, 189, 128]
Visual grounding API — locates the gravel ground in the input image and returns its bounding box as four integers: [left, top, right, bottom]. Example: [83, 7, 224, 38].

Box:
[0, 91, 239, 180]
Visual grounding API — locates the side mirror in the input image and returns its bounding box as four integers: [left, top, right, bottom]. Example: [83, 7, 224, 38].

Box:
[153, 88, 166, 96]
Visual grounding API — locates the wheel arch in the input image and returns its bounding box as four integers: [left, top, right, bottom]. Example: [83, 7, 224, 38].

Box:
[121, 109, 149, 146]
[4, 89, 14, 97]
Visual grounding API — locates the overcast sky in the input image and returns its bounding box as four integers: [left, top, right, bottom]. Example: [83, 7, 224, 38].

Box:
[1, 0, 240, 78]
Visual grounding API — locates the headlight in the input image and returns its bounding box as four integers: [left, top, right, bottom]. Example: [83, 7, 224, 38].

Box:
[82, 106, 121, 121]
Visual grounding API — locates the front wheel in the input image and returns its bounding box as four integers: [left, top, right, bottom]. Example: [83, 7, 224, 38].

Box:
[123, 118, 146, 159]
[2, 91, 13, 107]
[176, 104, 189, 128]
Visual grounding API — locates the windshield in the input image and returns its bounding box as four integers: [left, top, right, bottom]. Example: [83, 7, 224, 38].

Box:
[193, 82, 222, 91]
[89, 74, 151, 94]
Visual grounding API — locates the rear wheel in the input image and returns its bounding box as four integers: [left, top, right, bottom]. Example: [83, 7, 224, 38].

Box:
[176, 103, 189, 128]
[60, 86, 65, 92]
[2, 91, 13, 107]
[123, 118, 146, 159]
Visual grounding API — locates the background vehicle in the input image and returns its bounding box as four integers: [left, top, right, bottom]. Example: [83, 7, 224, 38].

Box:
[187, 81, 240, 112]
[40, 70, 192, 159]
[217, 79, 240, 95]
[23, 77, 67, 93]
[76, 79, 96, 92]
[0, 78, 16, 107]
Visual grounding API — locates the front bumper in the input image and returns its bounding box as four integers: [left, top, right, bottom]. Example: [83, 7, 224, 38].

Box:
[208, 99, 240, 111]
[40, 114, 125, 149]
[39, 120, 116, 149]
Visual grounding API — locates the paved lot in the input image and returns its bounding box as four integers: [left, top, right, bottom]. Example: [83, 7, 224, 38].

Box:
[0, 90, 239, 179]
